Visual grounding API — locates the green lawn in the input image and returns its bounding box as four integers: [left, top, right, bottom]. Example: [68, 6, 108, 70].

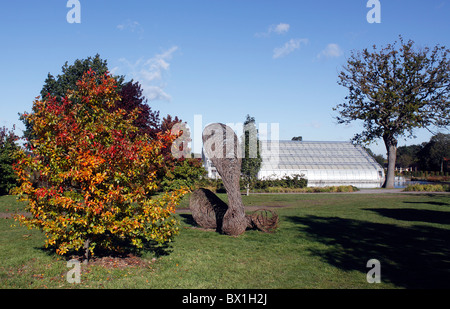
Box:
[0, 193, 449, 289]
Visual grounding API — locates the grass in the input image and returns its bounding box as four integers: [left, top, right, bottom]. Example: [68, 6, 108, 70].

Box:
[0, 192, 449, 289]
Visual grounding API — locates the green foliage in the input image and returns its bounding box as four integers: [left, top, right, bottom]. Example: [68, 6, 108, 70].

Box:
[396, 144, 422, 169]
[390, 133, 450, 171]
[0, 127, 19, 195]
[335, 36, 450, 143]
[254, 185, 358, 193]
[40, 54, 125, 100]
[364, 147, 386, 166]
[241, 115, 262, 190]
[335, 36, 450, 187]
[254, 174, 308, 190]
[418, 133, 450, 171]
[160, 158, 207, 191]
[197, 174, 308, 193]
[404, 184, 450, 192]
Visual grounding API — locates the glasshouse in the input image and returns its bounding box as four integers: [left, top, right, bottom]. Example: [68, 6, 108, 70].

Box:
[257, 141, 385, 188]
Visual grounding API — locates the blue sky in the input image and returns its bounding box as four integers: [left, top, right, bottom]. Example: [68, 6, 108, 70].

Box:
[1, 0, 449, 156]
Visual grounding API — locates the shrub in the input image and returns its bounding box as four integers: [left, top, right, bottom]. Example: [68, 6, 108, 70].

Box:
[159, 157, 207, 191]
[404, 184, 450, 192]
[254, 174, 308, 190]
[250, 185, 358, 193]
[13, 70, 188, 258]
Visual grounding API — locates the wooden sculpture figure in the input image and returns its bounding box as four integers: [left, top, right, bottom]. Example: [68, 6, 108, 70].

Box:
[201, 123, 249, 236]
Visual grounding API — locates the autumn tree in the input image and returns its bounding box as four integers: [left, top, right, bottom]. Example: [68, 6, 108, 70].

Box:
[334, 36, 450, 188]
[40, 54, 124, 100]
[13, 70, 187, 260]
[114, 80, 161, 139]
[157, 115, 206, 191]
[20, 55, 162, 146]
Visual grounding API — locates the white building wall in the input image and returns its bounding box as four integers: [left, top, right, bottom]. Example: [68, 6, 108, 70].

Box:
[258, 169, 384, 188]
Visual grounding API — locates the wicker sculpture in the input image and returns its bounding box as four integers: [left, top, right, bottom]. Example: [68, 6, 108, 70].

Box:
[201, 123, 248, 236]
[189, 123, 278, 236]
[189, 188, 228, 232]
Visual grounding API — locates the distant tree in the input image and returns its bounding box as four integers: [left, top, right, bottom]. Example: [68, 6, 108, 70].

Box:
[160, 115, 181, 133]
[291, 136, 303, 141]
[418, 133, 450, 172]
[114, 81, 160, 139]
[396, 144, 422, 169]
[335, 36, 450, 188]
[364, 147, 386, 166]
[241, 115, 262, 195]
[0, 126, 19, 195]
[40, 54, 125, 100]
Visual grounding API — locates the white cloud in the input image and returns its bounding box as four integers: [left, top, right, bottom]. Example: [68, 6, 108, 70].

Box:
[317, 43, 343, 59]
[256, 23, 290, 37]
[117, 20, 143, 34]
[118, 46, 178, 102]
[271, 23, 290, 34]
[273, 38, 308, 59]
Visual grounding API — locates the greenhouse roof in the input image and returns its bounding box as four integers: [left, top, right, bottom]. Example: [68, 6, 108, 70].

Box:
[259, 140, 383, 171]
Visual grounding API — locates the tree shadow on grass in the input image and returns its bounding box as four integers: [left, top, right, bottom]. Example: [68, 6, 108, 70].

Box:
[365, 208, 450, 225]
[286, 215, 450, 288]
[403, 200, 450, 207]
[179, 214, 198, 227]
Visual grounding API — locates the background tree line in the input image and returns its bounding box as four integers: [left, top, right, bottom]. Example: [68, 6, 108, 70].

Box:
[365, 133, 450, 172]
[396, 133, 449, 172]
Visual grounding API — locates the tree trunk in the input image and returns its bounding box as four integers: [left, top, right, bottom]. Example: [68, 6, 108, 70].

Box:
[83, 238, 90, 265]
[383, 135, 398, 189]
